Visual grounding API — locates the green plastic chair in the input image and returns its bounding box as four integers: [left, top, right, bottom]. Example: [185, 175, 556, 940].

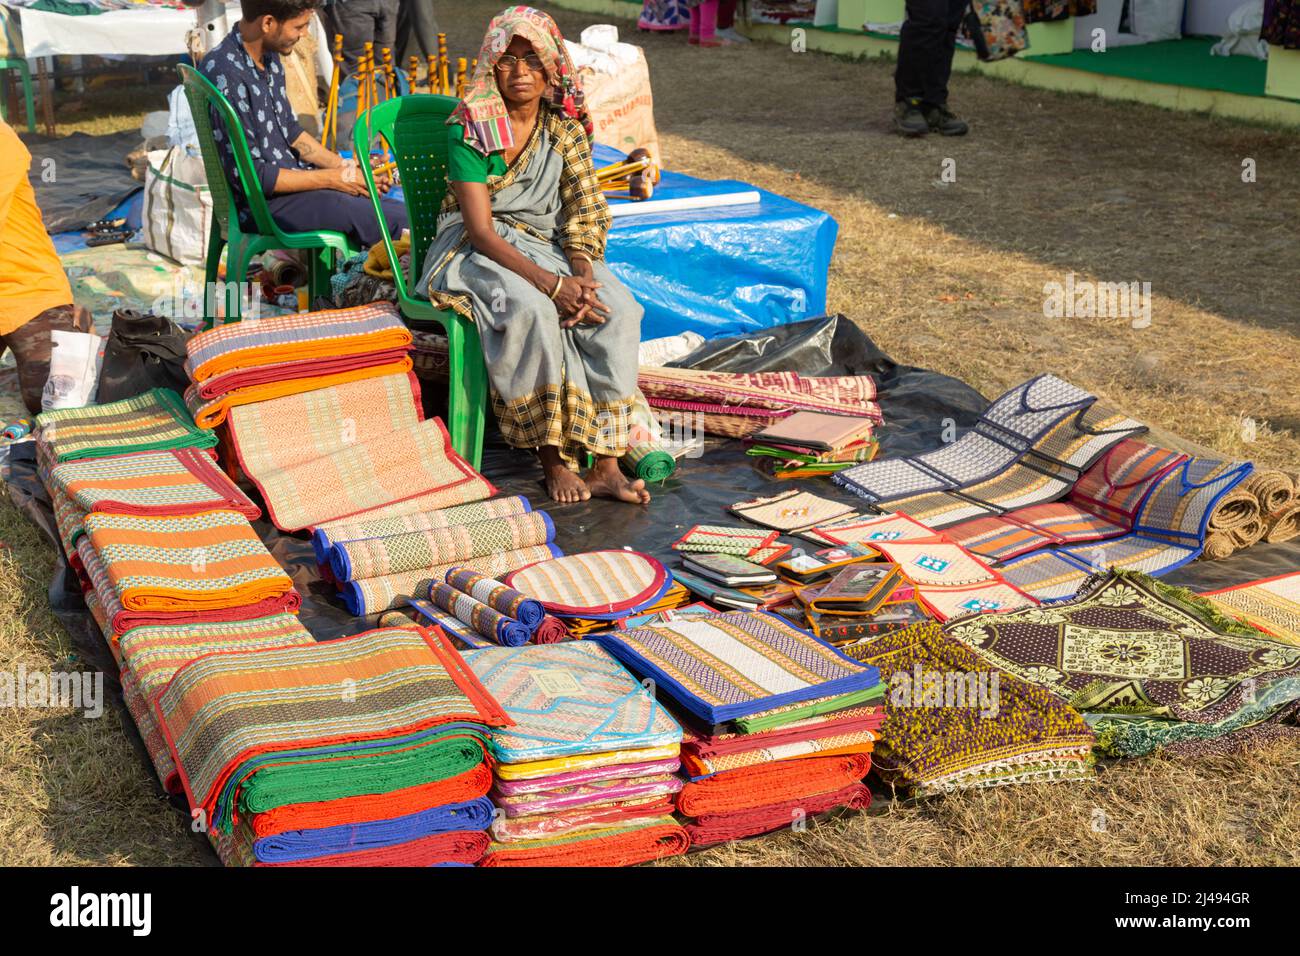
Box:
[0, 58, 35, 134]
[354, 94, 488, 470]
[177, 64, 359, 327]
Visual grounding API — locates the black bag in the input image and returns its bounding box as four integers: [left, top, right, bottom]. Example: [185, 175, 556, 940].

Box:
[94, 309, 192, 404]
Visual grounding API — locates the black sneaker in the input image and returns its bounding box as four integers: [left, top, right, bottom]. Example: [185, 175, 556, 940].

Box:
[894, 99, 928, 137]
[924, 104, 969, 136]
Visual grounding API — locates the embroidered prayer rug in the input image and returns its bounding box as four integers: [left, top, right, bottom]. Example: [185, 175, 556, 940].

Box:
[943, 571, 1300, 725]
[858, 623, 1095, 794]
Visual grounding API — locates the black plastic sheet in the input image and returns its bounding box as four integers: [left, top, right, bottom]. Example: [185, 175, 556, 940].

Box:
[23, 129, 142, 234]
[7, 313, 1298, 813]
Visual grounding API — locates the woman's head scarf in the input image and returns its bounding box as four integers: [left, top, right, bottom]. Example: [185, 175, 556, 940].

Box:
[450, 6, 590, 156]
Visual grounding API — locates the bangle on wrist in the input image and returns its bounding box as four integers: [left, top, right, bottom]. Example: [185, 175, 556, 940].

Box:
[569, 251, 594, 267]
[548, 274, 564, 300]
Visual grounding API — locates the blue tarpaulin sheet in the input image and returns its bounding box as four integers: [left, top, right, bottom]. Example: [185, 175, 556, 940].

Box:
[594, 143, 837, 341]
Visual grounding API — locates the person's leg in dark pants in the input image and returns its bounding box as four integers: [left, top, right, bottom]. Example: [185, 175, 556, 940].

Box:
[397, 0, 439, 68]
[894, 0, 970, 136]
[267, 190, 409, 248]
[332, 0, 381, 76]
[372, 0, 400, 61]
[0, 303, 82, 414]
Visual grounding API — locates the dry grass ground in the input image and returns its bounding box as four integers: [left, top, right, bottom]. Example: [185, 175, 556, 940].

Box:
[2, 0, 1298, 866]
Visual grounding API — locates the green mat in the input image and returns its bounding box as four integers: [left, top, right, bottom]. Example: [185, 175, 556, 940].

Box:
[1025, 37, 1267, 98]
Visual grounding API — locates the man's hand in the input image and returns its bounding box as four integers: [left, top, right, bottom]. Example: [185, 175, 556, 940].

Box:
[325, 162, 370, 197]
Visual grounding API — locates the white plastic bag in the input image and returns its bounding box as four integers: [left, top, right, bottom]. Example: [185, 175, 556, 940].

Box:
[141, 146, 213, 266]
[42, 330, 105, 411]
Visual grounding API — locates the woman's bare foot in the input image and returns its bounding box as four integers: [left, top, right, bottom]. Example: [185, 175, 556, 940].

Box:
[584, 456, 651, 505]
[539, 446, 590, 503]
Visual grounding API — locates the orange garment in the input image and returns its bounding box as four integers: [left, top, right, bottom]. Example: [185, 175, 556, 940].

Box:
[0, 117, 73, 335]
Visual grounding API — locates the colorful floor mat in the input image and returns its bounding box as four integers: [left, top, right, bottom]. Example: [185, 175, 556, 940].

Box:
[591, 609, 880, 724]
[36, 388, 218, 463]
[1204, 572, 1300, 646]
[480, 815, 689, 867]
[50, 448, 259, 521]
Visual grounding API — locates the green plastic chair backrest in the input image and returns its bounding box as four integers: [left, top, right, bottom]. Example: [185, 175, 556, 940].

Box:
[353, 94, 458, 302]
[177, 63, 280, 239]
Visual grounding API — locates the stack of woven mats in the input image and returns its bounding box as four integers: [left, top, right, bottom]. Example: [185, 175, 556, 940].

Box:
[637, 367, 882, 439]
[213, 356, 495, 531]
[844, 623, 1096, 793]
[590, 609, 884, 845]
[31, 390, 305, 795]
[409, 567, 570, 647]
[316, 496, 561, 616]
[182, 301, 414, 429]
[943, 571, 1300, 759]
[465, 641, 690, 865]
[155, 626, 512, 866]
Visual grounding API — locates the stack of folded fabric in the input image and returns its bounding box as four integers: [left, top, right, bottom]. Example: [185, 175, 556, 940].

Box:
[590, 610, 883, 845]
[944, 571, 1300, 758]
[182, 302, 414, 428]
[744, 411, 879, 479]
[637, 366, 882, 439]
[326, 509, 560, 616]
[846, 622, 1096, 793]
[36, 388, 218, 465]
[222, 372, 496, 531]
[409, 567, 570, 647]
[464, 641, 690, 866]
[155, 626, 511, 866]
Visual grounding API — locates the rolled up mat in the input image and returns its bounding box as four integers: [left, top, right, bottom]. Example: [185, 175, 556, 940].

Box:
[1266, 502, 1300, 543]
[479, 816, 689, 867]
[533, 615, 570, 644]
[1206, 485, 1260, 533]
[311, 495, 533, 566]
[407, 597, 492, 648]
[249, 796, 495, 864]
[431, 582, 531, 647]
[1230, 517, 1267, 549]
[330, 510, 555, 581]
[1203, 531, 1239, 561]
[622, 443, 676, 483]
[684, 783, 872, 847]
[445, 566, 545, 630]
[340, 543, 563, 616]
[676, 753, 872, 817]
[1244, 470, 1295, 516]
[250, 763, 493, 837]
[120, 670, 181, 795]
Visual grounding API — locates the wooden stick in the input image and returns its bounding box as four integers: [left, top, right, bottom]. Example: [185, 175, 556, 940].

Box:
[437, 33, 449, 95]
[407, 56, 419, 92]
[426, 55, 438, 94]
[36, 57, 54, 137]
[323, 33, 343, 150]
[455, 57, 468, 99]
[381, 48, 395, 101]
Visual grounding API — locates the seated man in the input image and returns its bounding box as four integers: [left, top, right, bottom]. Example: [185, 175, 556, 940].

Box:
[0, 116, 86, 414]
[200, 0, 407, 247]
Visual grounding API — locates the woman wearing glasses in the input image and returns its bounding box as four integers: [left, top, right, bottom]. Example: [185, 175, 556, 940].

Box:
[417, 6, 649, 506]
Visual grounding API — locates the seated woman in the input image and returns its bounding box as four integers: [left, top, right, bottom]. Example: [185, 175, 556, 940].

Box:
[417, 6, 649, 505]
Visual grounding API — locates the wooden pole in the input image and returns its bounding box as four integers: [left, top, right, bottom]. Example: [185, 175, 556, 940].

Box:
[407, 56, 419, 93]
[323, 33, 343, 151]
[455, 57, 467, 99]
[36, 57, 54, 136]
[426, 55, 438, 94]
[437, 33, 449, 95]
[381, 47, 395, 101]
